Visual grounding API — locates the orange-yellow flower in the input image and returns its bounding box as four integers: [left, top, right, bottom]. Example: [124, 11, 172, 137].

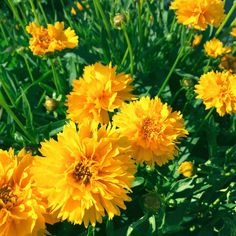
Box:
[0, 149, 48, 236]
[195, 70, 236, 116]
[231, 27, 236, 37]
[170, 0, 225, 30]
[178, 161, 193, 177]
[219, 55, 236, 73]
[192, 34, 203, 47]
[26, 22, 78, 55]
[66, 62, 135, 124]
[76, 2, 84, 11]
[112, 97, 188, 166]
[32, 121, 136, 227]
[204, 38, 231, 58]
[71, 7, 76, 15]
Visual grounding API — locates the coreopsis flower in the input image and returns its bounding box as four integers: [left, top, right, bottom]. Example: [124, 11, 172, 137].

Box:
[112, 97, 188, 166]
[219, 55, 236, 73]
[26, 22, 78, 55]
[192, 34, 203, 47]
[178, 161, 193, 177]
[66, 62, 135, 124]
[195, 70, 236, 116]
[32, 121, 136, 227]
[170, 0, 225, 30]
[204, 38, 231, 58]
[0, 148, 48, 236]
[76, 2, 84, 11]
[71, 7, 76, 15]
[231, 27, 236, 37]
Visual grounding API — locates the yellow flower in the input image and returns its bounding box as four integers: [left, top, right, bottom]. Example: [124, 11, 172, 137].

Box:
[112, 97, 188, 166]
[71, 7, 76, 15]
[231, 27, 236, 37]
[0, 149, 48, 236]
[192, 34, 203, 47]
[219, 55, 236, 73]
[76, 2, 84, 11]
[26, 22, 78, 55]
[204, 38, 231, 58]
[178, 161, 193, 177]
[66, 62, 135, 124]
[170, 0, 225, 30]
[195, 70, 236, 116]
[32, 121, 136, 227]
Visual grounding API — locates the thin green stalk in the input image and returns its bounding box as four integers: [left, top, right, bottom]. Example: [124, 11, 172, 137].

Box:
[123, 27, 134, 75]
[93, 0, 112, 41]
[60, 0, 73, 28]
[0, 22, 7, 42]
[215, 1, 236, 37]
[38, 1, 48, 24]
[204, 59, 211, 73]
[157, 46, 184, 96]
[7, 0, 27, 35]
[181, 108, 215, 156]
[23, 55, 34, 82]
[121, 47, 129, 66]
[29, 0, 40, 24]
[137, 2, 143, 47]
[0, 91, 35, 143]
[18, 3, 27, 25]
[50, 59, 62, 94]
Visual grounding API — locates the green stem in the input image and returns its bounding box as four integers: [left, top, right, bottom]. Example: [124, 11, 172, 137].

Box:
[38, 1, 48, 24]
[0, 91, 35, 143]
[204, 59, 211, 73]
[215, 1, 236, 37]
[50, 59, 62, 94]
[157, 46, 184, 96]
[7, 0, 27, 35]
[29, 0, 40, 24]
[23, 55, 34, 82]
[60, 0, 73, 28]
[123, 27, 134, 76]
[137, 3, 143, 47]
[93, 0, 112, 41]
[0, 22, 7, 42]
[121, 47, 129, 66]
[181, 108, 214, 156]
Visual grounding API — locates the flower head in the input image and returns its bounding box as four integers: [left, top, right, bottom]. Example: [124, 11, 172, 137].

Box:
[195, 70, 236, 116]
[192, 34, 203, 47]
[0, 148, 48, 236]
[26, 22, 78, 55]
[219, 55, 236, 73]
[66, 62, 135, 124]
[178, 161, 193, 177]
[112, 97, 188, 166]
[204, 38, 231, 58]
[32, 121, 136, 227]
[231, 27, 236, 37]
[170, 0, 225, 30]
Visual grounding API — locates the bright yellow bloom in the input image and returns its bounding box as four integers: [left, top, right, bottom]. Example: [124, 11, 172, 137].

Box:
[112, 97, 188, 166]
[195, 70, 236, 116]
[178, 161, 193, 177]
[26, 22, 78, 55]
[231, 27, 236, 37]
[192, 34, 203, 47]
[219, 55, 236, 73]
[204, 38, 231, 58]
[32, 121, 136, 227]
[66, 62, 135, 124]
[170, 0, 225, 30]
[76, 2, 84, 11]
[0, 149, 48, 236]
[71, 7, 76, 15]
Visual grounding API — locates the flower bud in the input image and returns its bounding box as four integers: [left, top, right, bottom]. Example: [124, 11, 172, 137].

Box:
[113, 13, 126, 29]
[143, 192, 161, 213]
[44, 97, 59, 112]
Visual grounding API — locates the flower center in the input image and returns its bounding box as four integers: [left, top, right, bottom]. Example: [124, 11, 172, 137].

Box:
[0, 185, 16, 210]
[141, 117, 161, 138]
[73, 163, 92, 185]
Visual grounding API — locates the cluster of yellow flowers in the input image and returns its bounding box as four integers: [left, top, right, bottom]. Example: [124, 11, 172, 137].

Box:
[26, 22, 78, 55]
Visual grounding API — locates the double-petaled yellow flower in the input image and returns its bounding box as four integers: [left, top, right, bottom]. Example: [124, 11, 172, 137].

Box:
[204, 38, 231, 58]
[32, 121, 136, 227]
[192, 34, 203, 47]
[231, 27, 236, 37]
[66, 62, 135, 124]
[170, 0, 225, 30]
[113, 96, 188, 166]
[195, 70, 236, 116]
[178, 161, 193, 177]
[0, 149, 49, 236]
[26, 22, 78, 55]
